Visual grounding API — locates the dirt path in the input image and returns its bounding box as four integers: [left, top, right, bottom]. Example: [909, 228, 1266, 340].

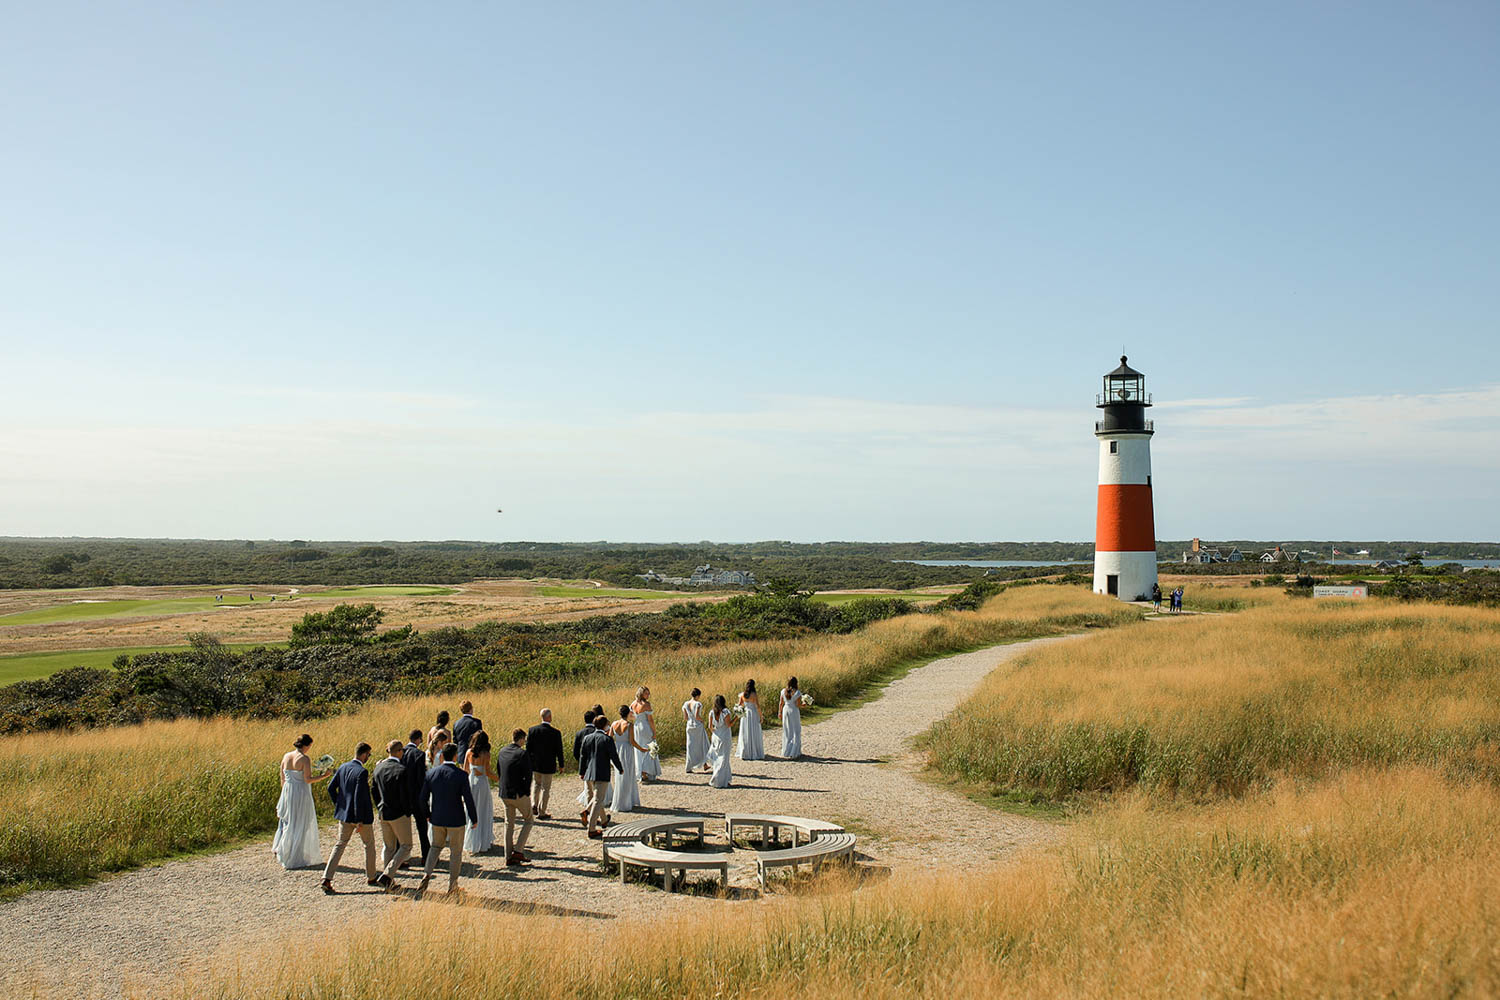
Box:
[0, 634, 1082, 998]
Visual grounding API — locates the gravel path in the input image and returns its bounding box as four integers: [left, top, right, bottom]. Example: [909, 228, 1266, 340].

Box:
[0, 634, 1080, 998]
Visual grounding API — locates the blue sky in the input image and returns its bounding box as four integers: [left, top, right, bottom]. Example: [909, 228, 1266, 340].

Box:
[3, 3, 1497, 542]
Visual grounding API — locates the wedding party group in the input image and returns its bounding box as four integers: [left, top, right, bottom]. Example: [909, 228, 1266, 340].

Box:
[270, 678, 813, 895]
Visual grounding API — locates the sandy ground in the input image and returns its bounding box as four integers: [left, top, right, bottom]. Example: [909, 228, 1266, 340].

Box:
[0, 634, 1073, 999]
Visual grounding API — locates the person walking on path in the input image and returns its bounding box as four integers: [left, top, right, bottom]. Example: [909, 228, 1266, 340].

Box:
[682, 688, 709, 773]
[427, 712, 450, 764]
[779, 677, 804, 760]
[631, 687, 662, 782]
[418, 742, 478, 896]
[707, 694, 736, 788]
[452, 701, 483, 765]
[272, 733, 326, 870]
[736, 679, 765, 760]
[526, 708, 564, 819]
[320, 743, 377, 895]
[496, 728, 535, 865]
[462, 731, 497, 854]
[370, 740, 413, 887]
[579, 715, 622, 839]
[1151, 583, 1162, 612]
[400, 730, 430, 864]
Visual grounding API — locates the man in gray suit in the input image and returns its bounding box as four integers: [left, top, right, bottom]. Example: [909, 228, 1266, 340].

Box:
[579, 715, 622, 839]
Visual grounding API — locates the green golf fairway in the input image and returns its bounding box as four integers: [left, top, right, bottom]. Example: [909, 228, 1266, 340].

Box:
[0, 642, 286, 684]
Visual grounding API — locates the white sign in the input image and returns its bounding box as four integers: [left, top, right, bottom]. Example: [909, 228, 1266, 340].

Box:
[1313, 585, 1368, 599]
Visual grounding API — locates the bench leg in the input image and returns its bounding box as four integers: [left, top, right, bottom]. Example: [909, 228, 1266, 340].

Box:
[664, 867, 673, 892]
[758, 863, 766, 892]
[619, 859, 626, 884]
[720, 865, 728, 891]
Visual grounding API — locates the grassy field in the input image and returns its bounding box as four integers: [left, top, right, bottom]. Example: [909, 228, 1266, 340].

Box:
[808, 591, 947, 605]
[0, 643, 284, 684]
[0, 585, 456, 626]
[0, 587, 1133, 897]
[533, 585, 697, 599]
[161, 767, 1498, 1000]
[929, 593, 1500, 800]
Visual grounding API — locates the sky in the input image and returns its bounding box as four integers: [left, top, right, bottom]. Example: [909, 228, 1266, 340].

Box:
[2, 2, 1497, 543]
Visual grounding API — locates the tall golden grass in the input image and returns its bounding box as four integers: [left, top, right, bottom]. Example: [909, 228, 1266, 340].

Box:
[150, 767, 1498, 1000]
[0, 587, 1132, 895]
[929, 598, 1500, 798]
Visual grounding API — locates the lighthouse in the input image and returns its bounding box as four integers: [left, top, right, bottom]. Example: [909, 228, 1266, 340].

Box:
[1094, 356, 1158, 601]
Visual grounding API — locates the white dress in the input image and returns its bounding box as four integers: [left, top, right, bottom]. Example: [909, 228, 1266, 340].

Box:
[736, 697, 765, 760]
[635, 709, 662, 779]
[271, 768, 321, 869]
[683, 699, 709, 771]
[464, 762, 495, 852]
[611, 727, 641, 813]
[781, 688, 803, 759]
[708, 709, 733, 788]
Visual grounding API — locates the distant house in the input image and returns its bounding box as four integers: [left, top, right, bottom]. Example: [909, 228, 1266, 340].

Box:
[1259, 546, 1300, 564]
[1372, 560, 1404, 571]
[1182, 538, 1244, 564]
[637, 564, 757, 587]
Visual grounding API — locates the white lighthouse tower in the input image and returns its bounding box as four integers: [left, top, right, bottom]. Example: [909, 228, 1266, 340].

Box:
[1093, 356, 1158, 601]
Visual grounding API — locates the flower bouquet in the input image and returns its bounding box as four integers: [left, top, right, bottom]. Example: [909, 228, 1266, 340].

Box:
[730, 703, 747, 719]
[647, 740, 660, 761]
[311, 754, 336, 775]
[798, 693, 814, 709]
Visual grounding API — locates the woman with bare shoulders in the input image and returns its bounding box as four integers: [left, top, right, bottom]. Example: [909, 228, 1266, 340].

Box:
[736, 678, 764, 760]
[708, 695, 736, 788]
[272, 734, 327, 869]
[779, 675, 803, 759]
[611, 705, 649, 813]
[427, 711, 450, 762]
[463, 730, 497, 853]
[630, 686, 662, 781]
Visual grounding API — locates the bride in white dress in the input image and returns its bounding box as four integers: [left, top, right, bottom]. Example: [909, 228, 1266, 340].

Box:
[736, 679, 765, 760]
[779, 675, 803, 760]
[463, 731, 496, 853]
[611, 705, 649, 813]
[631, 687, 662, 781]
[682, 688, 710, 773]
[708, 695, 736, 788]
[272, 734, 327, 869]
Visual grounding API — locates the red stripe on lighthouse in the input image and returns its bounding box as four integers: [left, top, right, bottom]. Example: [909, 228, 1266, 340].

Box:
[1096, 484, 1156, 552]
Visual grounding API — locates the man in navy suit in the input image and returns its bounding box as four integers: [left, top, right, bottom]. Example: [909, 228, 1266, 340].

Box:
[580, 715, 622, 839]
[418, 741, 479, 895]
[400, 729, 430, 863]
[321, 742, 377, 894]
[451, 700, 482, 765]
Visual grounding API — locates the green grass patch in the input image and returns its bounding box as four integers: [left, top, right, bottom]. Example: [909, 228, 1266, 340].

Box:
[299, 585, 455, 599]
[0, 586, 456, 625]
[536, 586, 700, 600]
[809, 592, 946, 606]
[0, 643, 287, 684]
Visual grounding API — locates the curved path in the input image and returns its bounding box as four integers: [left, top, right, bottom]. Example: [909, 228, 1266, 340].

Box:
[0, 633, 1083, 998]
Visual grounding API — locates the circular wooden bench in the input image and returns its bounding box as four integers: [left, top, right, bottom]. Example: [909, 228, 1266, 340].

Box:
[724, 813, 845, 847]
[610, 842, 730, 891]
[753, 831, 856, 890]
[600, 816, 709, 862]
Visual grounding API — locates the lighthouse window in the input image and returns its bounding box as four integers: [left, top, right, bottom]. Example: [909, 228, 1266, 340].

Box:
[1109, 441, 1118, 454]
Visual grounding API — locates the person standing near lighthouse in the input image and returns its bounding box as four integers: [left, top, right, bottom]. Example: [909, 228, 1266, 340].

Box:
[1094, 356, 1158, 602]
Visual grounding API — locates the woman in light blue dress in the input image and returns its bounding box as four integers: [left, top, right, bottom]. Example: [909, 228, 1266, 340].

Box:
[611, 705, 649, 813]
[779, 676, 803, 760]
[464, 730, 496, 853]
[736, 679, 765, 760]
[708, 695, 736, 788]
[272, 734, 327, 869]
[632, 687, 662, 781]
[682, 688, 710, 773]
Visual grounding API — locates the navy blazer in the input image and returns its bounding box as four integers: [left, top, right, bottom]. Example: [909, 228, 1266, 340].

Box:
[578, 728, 622, 782]
[328, 759, 374, 825]
[573, 726, 593, 775]
[495, 743, 531, 800]
[526, 722, 565, 775]
[452, 714, 482, 760]
[401, 743, 428, 813]
[420, 761, 478, 829]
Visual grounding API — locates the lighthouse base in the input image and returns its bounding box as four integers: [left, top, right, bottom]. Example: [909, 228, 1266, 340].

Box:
[1094, 551, 1158, 602]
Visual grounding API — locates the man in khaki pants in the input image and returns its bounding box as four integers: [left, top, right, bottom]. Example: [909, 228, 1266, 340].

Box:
[370, 739, 413, 888]
[418, 742, 478, 895]
[526, 709, 564, 819]
[496, 728, 535, 865]
[321, 743, 377, 894]
[579, 715, 622, 839]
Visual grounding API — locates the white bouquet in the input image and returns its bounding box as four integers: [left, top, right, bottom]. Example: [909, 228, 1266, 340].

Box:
[730, 703, 747, 719]
[311, 754, 336, 775]
[798, 693, 814, 709]
[647, 740, 660, 761]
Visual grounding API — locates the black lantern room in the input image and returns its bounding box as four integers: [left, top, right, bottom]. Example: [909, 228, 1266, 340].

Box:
[1095, 356, 1154, 434]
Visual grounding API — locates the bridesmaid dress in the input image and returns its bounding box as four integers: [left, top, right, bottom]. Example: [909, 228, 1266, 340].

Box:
[780, 688, 803, 759]
[683, 699, 709, 772]
[611, 725, 641, 812]
[271, 767, 322, 869]
[708, 709, 733, 788]
[736, 696, 765, 760]
[635, 708, 662, 780]
[464, 761, 495, 852]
